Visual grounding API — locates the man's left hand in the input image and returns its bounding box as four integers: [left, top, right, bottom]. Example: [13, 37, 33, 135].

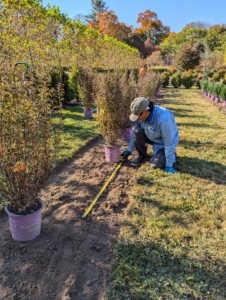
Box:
[164, 167, 178, 174]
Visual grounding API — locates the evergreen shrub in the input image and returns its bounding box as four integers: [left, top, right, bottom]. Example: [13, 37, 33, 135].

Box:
[171, 72, 181, 88]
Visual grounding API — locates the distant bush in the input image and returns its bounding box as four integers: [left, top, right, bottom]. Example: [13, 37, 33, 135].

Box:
[162, 71, 170, 87]
[212, 82, 223, 97]
[148, 67, 168, 73]
[168, 66, 177, 75]
[181, 70, 193, 89]
[207, 82, 215, 94]
[200, 79, 208, 91]
[171, 72, 181, 88]
[219, 84, 226, 100]
[211, 69, 226, 84]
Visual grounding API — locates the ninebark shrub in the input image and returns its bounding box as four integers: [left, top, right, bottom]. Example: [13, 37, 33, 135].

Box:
[0, 65, 62, 214]
[137, 72, 163, 99]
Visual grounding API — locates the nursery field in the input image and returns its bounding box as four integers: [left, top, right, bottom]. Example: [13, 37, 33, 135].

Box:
[1, 88, 226, 300]
[107, 88, 226, 299]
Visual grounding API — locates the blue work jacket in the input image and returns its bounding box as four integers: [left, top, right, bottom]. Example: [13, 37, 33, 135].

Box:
[127, 105, 179, 167]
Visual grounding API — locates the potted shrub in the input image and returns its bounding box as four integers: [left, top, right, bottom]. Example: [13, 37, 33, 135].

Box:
[137, 71, 163, 100]
[212, 82, 223, 103]
[93, 71, 124, 162]
[200, 79, 208, 95]
[78, 67, 95, 118]
[219, 84, 226, 107]
[0, 68, 62, 242]
[206, 82, 215, 99]
[120, 70, 137, 141]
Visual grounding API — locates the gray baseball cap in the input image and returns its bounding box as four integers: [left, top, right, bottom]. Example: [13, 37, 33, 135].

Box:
[129, 97, 149, 121]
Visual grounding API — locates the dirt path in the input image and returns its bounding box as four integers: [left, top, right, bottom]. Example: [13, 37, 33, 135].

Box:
[0, 136, 138, 300]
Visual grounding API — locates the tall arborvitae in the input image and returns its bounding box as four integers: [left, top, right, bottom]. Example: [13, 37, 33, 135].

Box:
[85, 0, 108, 23]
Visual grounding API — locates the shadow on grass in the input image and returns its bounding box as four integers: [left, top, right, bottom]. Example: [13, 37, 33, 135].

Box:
[177, 122, 222, 129]
[176, 156, 226, 184]
[107, 238, 226, 299]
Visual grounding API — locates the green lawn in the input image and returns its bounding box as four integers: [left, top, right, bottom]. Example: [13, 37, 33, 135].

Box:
[53, 105, 100, 161]
[107, 88, 226, 300]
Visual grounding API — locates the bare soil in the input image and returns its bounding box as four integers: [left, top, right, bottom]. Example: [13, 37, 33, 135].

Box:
[0, 136, 138, 300]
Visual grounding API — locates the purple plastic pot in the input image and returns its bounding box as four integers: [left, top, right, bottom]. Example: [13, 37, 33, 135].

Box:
[215, 97, 220, 103]
[104, 145, 121, 163]
[121, 128, 132, 141]
[84, 108, 92, 119]
[5, 201, 44, 242]
[211, 95, 215, 101]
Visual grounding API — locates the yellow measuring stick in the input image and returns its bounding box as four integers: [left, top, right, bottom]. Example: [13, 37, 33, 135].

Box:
[81, 160, 123, 219]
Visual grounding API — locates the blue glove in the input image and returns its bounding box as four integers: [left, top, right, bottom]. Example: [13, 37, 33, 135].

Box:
[164, 167, 178, 174]
[121, 150, 131, 159]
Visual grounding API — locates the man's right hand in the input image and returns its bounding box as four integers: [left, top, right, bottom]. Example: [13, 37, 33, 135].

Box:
[121, 150, 131, 159]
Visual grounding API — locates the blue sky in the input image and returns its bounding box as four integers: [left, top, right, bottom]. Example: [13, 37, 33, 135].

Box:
[42, 0, 226, 33]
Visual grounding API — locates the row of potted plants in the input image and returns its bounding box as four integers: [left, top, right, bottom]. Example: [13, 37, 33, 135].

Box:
[1, 64, 163, 243]
[200, 80, 226, 106]
[79, 69, 163, 163]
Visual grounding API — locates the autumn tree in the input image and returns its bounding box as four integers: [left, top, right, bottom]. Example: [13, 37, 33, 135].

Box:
[134, 10, 170, 45]
[85, 0, 108, 23]
[89, 10, 132, 42]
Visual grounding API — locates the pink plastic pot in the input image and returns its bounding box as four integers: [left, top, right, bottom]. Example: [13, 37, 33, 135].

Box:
[121, 128, 132, 141]
[104, 145, 121, 163]
[215, 97, 220, 103]
[223, 100, 226, 107]
[84, 109, 92, 119]
[5, 201, 44, 242]
[211, 95, 215, 101]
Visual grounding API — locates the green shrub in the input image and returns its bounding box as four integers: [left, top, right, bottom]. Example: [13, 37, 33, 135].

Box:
[219, 84, 226, 100]
[162, 71, 170, 87]
[200, 80, 208, 91]
[212, 82, 223, 97]
[207, 82, 215, 94]
[171, 72, 181, 88]
[181, 70, 193, 89]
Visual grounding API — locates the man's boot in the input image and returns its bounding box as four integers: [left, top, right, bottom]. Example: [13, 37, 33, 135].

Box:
[131, 154, 145, 166]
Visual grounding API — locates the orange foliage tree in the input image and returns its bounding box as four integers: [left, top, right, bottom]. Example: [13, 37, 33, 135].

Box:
[134, 10, 170, 45]
[88, 10, 132, 42]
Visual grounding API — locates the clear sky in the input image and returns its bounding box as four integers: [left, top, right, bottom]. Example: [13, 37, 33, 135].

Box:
[42, 0, 226, 33]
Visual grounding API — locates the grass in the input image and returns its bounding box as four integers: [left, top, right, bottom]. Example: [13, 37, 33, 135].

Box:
[0, 105, 100, 211]
[53, 105, 100, 161]
[107, 88, 226, 300]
